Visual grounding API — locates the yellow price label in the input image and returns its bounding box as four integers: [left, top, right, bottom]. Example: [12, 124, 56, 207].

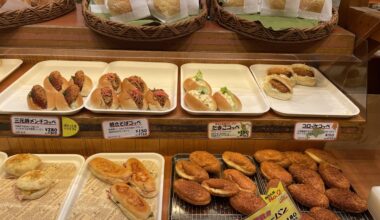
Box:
[62, 117, 80, 137]
[246, 182, 301, 220]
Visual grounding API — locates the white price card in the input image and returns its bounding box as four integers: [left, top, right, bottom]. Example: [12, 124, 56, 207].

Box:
[11, 115, 61, 136]
[294, 122, 339, 141]
[102, 118, 150, 139]
[208, 121, 252, 139]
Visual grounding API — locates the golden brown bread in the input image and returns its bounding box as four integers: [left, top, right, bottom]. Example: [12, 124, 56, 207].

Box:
[268, 0, 286, 10]
[284, 151, 318, 171]
[183, 71, 212, 94]
[212, 87, 242, 111]
[229, 192, 266, 215]
[325, 188, 368, 213]
[184, 89, 217, 111]
[175, 160, 209, 183]
[109, 183, 152, 219]
[222, 151, 256, 176]
[88, 157, 131, 184]
[305, 148, 340, 168]
[319, 163, 350, 189]
[267, 65, 296, 87]
[4, 154, 42, 177]
[288, 184, 329, 208]
[223, 169, 257, 193]
[254, 149, 291, 167]
[174, 179, 211, 206]
[189, 151, 221, 174]
[201, 178, 239, 197]
[289, 164, 325, 193]
[124, 158, 157, 198]
[301, 213, 315, 220]
[260, 161, 292, 185]
[309, 207, 341, 220]
[266, 179, 282, 192]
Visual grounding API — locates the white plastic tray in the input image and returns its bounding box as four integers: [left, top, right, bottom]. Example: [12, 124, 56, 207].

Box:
[181, 63, 270, 115]
[0, 154, 85, 220]
[60, 153, 165, 220]
[84, 61, 178, 115]
[0, 152, 7, 166]
[369, 186, 380, 220]
[0, 59, 23, 83]
[0, 60, 108, 115]
[250, 64, 360, 118]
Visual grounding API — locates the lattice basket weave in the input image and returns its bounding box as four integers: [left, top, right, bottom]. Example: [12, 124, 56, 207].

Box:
[82, 0, 208, 41]
[0, 0, 76, 29]
[212, 0, 338, 43]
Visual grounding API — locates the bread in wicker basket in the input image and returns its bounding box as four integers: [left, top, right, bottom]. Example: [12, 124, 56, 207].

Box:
[0, 0, 75, 29]
[212, 0, 338, 43]
[82, 0, 208, 41]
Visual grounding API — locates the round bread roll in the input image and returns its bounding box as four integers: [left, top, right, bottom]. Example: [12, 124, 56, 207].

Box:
[5, 154, 42, 177]
[267, 66, 297, 87]
[118, 89, 148, 110]
[43, 71, 69, 93]
[175, 160, 209, 183]
[145, 89, 171, 111]
[213, 87, 242, 111]
[55, 85, 84, 111]
[291, 64, 317, 86]
[263, 75, 293, 101]
[107, 0, 132, 15]
[98, 73, 122, 94]
[27, 85, 55, 110]
[16, 170, 52, 191]
[183, 71, 212, 95]
[90, 87, 119, 109]
[174, 179, 211, 206]
[153, 0, 180, 17]
[184, 89, 217, 111]
[69, 70, 93, 97]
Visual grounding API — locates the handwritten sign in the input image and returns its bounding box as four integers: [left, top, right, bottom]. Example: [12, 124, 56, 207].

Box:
[102, 118, 150, 139]
[208, 121, 251, 139]
[294, 122, 339, 141]
[62, 117, 80, 137]
[11, 115, 60, 136]
[246, 182, 301, 220]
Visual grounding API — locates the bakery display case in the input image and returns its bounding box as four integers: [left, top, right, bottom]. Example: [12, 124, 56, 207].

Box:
[1, 0, 380, 219]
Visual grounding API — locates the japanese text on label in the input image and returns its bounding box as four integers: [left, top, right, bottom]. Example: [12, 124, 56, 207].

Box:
[208, 121, 252, 139]
[11, 115, 60, 136]
[102, 118, 150, 139]
[294, 122, 339, 141]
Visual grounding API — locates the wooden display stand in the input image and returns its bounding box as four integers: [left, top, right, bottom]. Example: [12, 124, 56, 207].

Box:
[0, 1, 380, 219]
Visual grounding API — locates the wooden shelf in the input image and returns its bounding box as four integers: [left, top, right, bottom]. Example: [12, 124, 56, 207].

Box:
[0, 55, 366, 141]
[0, 4, 356, 55]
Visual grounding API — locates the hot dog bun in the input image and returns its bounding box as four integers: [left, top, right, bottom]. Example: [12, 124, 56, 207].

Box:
[213, 87, 242, 111]
[184, 89, 217, 111]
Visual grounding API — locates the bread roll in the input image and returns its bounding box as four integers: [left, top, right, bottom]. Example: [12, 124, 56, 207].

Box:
[222, 151, 256, 176]
[90, 87, 119, 109]
[88, 157, 131, 184]
[69, 70, 93, 97]
[55, 85, 84, 111]
[300, 0, 325, 13]
[267, 65, 297, 87]
[288, 184, 329, 208]
[260, 161, 293, 185]
[183, 70, 212, 94]
[98, 73, 122, 93]
[153, 0, 180, 17]
[201, 178, 239, 197]
[145, 89, 171, 111]
[15, 170, 53, 200]
[122, 75, 148, 94]
[184, 89, 217, 111]
[305, 148, 340, 168]
[291, 64, 317, 86]
[189, 151, 221, 174]
[223, 169, 257, 193]
[118, 89, 148, 110]
[27, 85, 55, 110]
[213, 87, 242, 111]
[263, 75, 293, 100]
[107, 0, 132, 15]
[230, 192, 266, 215]
[174, 179, 211, 206]
[43, 71, 69, 93]
[4, 154, 41, 177]
[175, 160, 209, 183]
[124, 158, 157, 198]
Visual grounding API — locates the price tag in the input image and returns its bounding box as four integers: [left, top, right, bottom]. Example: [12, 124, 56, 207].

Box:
[102, 118, 150, 139]
[246, 182, 301, 220]
[208, 121, 251, 139]
[294, 122, 339, 141]
[11, 115, 60, 137]
[62, 117, 80, 137]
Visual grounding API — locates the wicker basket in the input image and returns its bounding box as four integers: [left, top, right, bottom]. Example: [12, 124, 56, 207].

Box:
[0, 0, 76, 29]
[82, 0, 208, 41]
[212, 0, 338, 43]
